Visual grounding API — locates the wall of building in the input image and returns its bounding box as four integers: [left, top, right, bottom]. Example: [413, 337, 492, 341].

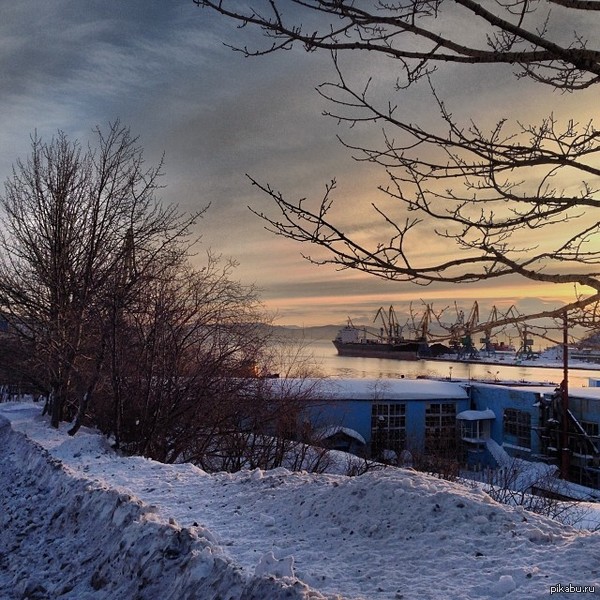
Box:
[470, 384, 543, 458]
[304, 386, 471, 453]
[308, 399, 372, 443]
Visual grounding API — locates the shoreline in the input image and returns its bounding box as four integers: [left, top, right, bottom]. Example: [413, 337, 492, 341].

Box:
[423, 355, 600, 372]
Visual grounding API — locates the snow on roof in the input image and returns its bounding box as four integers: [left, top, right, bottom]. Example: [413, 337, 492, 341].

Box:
[470, 381, 600, 401]
[545, 386, 600, 401]
[270, 377, 469, 401]
[315, 426, 366, 445]
[559, 386, 600, 400]
[469, 382, 552, 395]
[456, 409, 496, 421]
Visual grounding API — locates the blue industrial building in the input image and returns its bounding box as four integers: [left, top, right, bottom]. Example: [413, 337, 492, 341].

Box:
[272, 377, 600, 490]
[304, 378, 469, 456]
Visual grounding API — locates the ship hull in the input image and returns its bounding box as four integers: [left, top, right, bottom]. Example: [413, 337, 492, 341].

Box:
[332, 340, 421, 361]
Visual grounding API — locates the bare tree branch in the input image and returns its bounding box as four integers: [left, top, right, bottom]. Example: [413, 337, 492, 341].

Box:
[198, 0, 600, 326]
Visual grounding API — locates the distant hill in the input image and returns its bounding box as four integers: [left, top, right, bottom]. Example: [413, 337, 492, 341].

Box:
[581, 331, 600, 347]
[271, 324, 343, 341]
[273, 324, 380, 341]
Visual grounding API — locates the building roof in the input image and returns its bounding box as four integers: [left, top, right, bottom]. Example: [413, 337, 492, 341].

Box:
[315, 426, 366, 445]
[559, 386, 600, 401]
[456, 409, 496, 421]
[261, 377, 469, 401]
[470, 381, 600, 401]
[302, 377, 469, 401]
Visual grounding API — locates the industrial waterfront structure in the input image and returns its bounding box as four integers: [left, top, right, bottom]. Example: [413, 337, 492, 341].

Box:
[274, 377, 600, 492]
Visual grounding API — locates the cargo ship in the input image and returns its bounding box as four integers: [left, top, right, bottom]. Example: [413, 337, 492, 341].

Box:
[332, 324, 600, 369]
[332, 323, 442, 360]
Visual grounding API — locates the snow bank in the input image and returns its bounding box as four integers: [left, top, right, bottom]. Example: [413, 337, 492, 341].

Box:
[0, 408, 333, 600]
[1, 402, 600, 599]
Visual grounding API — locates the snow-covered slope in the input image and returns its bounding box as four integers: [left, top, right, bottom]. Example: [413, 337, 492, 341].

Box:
[1, 401, 599, 599]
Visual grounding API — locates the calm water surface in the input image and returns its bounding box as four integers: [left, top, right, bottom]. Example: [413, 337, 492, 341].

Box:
[306, 339, 600, 388]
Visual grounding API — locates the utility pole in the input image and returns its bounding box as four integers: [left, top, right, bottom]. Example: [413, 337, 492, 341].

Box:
[560, 310, 571, 480]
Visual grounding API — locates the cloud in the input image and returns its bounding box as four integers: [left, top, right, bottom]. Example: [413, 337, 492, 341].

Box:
[1, 1, 596, 327]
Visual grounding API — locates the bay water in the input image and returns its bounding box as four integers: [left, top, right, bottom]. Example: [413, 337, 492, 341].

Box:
[305, 338, 600, 388]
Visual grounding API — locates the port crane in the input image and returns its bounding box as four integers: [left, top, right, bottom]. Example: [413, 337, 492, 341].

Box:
[368, 302, 540, 359]
[374, 305, 408, 344]
[479, 306, 497, 355]
[446, 301, 479, 359]
[478, 306, 517, 355]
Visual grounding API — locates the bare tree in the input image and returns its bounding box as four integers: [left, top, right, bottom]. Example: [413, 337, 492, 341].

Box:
[180, 376, 331, 473]
[481, 458, 595, 527]
[0, 122, 200, 428]
[0, 121, 336, 471]
[196, 0, 600, 328]
[260, 329, 324, 379]
[95, 253, 273, 459]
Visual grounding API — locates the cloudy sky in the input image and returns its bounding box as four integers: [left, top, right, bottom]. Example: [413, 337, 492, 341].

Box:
[0, 1, 596, 328]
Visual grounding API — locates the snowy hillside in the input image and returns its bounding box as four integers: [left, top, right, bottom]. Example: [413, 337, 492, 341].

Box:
[1, 402, 599, 599]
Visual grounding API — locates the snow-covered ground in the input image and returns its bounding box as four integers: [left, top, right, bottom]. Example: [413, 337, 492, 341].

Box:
[2, 401, 600, 599]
